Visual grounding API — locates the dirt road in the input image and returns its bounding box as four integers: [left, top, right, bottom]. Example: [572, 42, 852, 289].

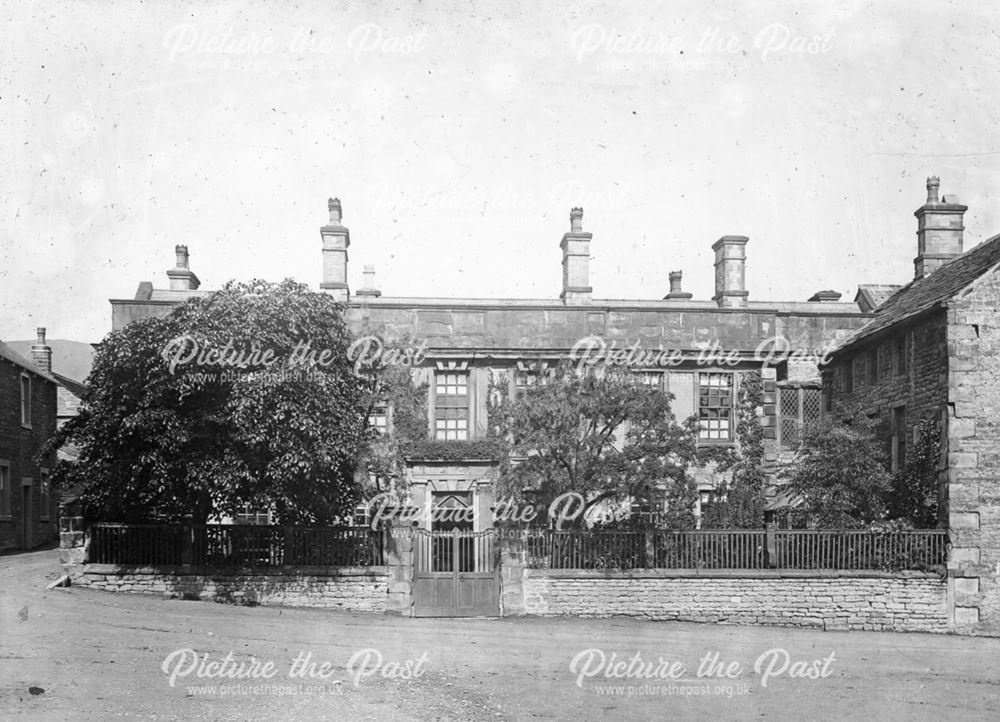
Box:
[2, 549, 998, 720]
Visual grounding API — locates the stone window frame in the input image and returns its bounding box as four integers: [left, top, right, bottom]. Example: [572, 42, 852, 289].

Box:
[895, 333, 909, 376]
[0, 460, 10, 519]
[891, 404, 907, 473]
[697, 371, 735, 442]
[20, 373, 32, 429]
[368, 402, 390, 436]
[843, 358, 854, 394]
[866, 346, 879, 385]
[433, 364, 470, 441]
[39, 468, 50, 521]
[513, 360, 552, 398]
[776, 384, 822, 450]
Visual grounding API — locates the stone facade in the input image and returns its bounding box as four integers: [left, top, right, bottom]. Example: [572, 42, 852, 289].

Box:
[0, 340, 59, 551]
[943, 268, 1000, 635]
[75, 564, 388, 611]
[824, 178, 1000, 635]
[517, 569, 947, 633]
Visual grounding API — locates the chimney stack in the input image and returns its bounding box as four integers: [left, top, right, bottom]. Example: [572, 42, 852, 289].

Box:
[808, 290, 842, 303]
[167, 244, 201, 291]
[711, 235, 749, 308]
[356, 264, 382, 298]
[664, 270, 693, 300]
[560, 207, 592, 305]
[31, 327, 52, 374]
[320, 197, 350, 302]
[914, 176, 966, 280]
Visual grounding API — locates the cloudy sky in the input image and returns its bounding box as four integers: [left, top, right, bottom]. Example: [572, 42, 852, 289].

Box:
[2, 0, 1000, 342]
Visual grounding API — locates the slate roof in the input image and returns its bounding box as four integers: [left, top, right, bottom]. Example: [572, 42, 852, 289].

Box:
[854, 284, 903, 313]
[52, 371, 88, 400]
[834, 233, 1000, 356]
[0, 340, 58, 384]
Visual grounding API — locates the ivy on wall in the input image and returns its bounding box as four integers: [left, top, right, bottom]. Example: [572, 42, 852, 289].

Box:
[700, 369, 767, 529]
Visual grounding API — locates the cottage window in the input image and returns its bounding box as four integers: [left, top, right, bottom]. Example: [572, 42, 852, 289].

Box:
[368, 403, 388, 436]
[843, 359, 854, 394]
[0, 462, 10, 518]
[778, 387, 822, 450]
[39, 470, 50, 521]
[867, 348, 878, 384]
[698, 372, 733, 441]
[892, 406, 906, 472]
[895, 334, 908, 375]
[20, 374, 31, 428]
[434, 372, 469, 440]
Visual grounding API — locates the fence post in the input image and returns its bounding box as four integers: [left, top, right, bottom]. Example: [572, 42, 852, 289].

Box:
[765, 522, 777, 568]
[180, 524, 193, 567]
[282, 526, 295, 566]
[497, 521, 526, 616]
[644, 527, 654, 569]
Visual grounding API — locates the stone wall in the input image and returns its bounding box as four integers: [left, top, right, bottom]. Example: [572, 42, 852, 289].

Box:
[75, 565, 388, 612]
[946, 266, 1000, 635]
[829, 308, 949, 440]
[518, 570, 947, 633]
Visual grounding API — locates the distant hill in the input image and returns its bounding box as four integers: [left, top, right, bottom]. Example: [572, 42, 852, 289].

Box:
[5, 339, 96, 383]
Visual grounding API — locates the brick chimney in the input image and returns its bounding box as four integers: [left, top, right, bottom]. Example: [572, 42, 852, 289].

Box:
[664, 270, 693, 300]
[166, 245, 201, 291]
[560, 207, 592, 305]
[712, 235, 749, 308]
[31, 327, 52, 374]
[914, 176, 966, 280]
[356, 264, 382, 298]
[320, 198, 350, 302]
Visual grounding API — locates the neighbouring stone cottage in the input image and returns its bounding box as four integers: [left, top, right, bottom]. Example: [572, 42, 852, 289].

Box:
[0, 332, 58, 551]
[825, 177, 1000, 636]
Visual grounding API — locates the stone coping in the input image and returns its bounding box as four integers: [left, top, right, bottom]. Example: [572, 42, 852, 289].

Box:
[524, 568, 944, 580]
[83, 564, 387, 576]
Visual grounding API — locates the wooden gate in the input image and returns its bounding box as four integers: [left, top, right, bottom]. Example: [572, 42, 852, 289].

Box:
[412, 529, 499, 617]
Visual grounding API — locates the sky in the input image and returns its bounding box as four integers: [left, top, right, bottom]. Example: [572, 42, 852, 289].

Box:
[2, 0, 1000, 343]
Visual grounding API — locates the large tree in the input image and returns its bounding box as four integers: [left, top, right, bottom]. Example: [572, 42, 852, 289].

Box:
[45, 279, 370, 524]
[778, 415, 892, 528]
[491, 364, 701, 528]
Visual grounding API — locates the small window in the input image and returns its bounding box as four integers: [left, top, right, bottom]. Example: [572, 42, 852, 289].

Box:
[892, 406, 906, 473]
[698, 373, 733, 441]
[867, 348, 878, 385]
[368, 403, 388, 436]
[637, 372, 663, 391]
[0, 463, 10, 517]
[40, 470, 50, 521]
[234, 504, 271, 525]
[843, 359, 854, 394]
[895, 334, 908, 375]
[20, 374, 31, 427]
[778, 387, 822, 449]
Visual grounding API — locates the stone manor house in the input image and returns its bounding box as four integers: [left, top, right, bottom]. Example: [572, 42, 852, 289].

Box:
[110, 203, 877, 528]
[105, 176, 1000, 633]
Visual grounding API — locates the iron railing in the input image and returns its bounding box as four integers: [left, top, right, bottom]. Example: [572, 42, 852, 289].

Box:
[88, 523, 384, 567]
[525, 528, 947, 571]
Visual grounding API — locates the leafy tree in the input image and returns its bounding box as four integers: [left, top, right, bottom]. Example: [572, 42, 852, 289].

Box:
[43, 279, 370, 524]
[491, 363, 700, 528]
[779, 415, 892, 528]
[888, 418, 941, 528]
